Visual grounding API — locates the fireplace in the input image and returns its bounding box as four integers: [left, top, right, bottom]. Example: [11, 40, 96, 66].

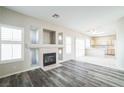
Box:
[43, 53, 56, 66]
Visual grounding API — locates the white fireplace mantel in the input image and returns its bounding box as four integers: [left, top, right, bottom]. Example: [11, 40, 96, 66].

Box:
[27, 44, 64, 48]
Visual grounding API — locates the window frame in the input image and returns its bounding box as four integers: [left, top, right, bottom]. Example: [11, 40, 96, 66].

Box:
[75, 38, 85, 58]
[65, 36, 72, 54]
[85, 39, 91, 49]
[0, 24, 24, 64]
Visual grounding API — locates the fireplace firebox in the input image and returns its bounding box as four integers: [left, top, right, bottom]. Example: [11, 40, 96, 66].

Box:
[43, 53, 56, 66]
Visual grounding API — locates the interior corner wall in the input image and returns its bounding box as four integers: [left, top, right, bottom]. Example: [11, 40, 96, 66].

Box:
[117, 17, 124, 68]
[0, 7, 89, 77]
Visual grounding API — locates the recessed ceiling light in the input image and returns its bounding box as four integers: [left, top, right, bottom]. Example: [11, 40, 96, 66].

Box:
[52, 13, 60, 18]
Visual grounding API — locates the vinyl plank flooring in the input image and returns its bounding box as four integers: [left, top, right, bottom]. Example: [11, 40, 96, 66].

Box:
[62, 61, 124, 86]
[0, 60, 124, 87]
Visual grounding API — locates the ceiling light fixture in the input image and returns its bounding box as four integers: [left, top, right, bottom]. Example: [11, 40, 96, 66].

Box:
[92, 31, 104, 35]
[88, 29, 104, 35]
[52, 13, 60, 18]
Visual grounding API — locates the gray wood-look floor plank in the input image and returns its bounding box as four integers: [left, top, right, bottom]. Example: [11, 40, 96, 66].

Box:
[62, 62, 122, 86]
[68, 61, 124, 86]
[0, 60, 124, 87]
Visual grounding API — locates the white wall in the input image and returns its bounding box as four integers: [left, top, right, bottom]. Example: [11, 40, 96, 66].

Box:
[117, 17, 124, 68]
[0, 7, 89, 77]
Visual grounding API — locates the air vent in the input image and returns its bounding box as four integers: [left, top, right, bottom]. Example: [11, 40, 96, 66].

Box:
[52, 13, 60, 18]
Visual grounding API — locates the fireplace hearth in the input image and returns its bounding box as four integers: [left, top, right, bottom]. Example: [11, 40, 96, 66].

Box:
[43, 53, 56, 66]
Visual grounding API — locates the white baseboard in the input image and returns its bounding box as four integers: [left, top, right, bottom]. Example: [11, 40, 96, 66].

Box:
[0, 66, 41, 79]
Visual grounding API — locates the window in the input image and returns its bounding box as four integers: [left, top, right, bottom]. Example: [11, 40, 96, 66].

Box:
[1, 44, 21, 60]
[58, 33, 63, 45]
[65, 36, 72, 54]
[58, 48, 63, 60]
[76, 38, 85, 58]
[0, 25, 24, 63]
[30, 28, 39, 44]
[85, 39, 91, 48]
[31, 48, 39, 65]
[1, 26, 22, 41]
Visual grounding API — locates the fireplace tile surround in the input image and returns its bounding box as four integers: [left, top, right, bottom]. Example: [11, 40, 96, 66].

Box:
[39, 47, 62, 70]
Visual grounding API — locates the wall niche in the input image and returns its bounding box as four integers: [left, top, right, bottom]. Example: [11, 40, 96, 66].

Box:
[43, 29, 56, 44]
